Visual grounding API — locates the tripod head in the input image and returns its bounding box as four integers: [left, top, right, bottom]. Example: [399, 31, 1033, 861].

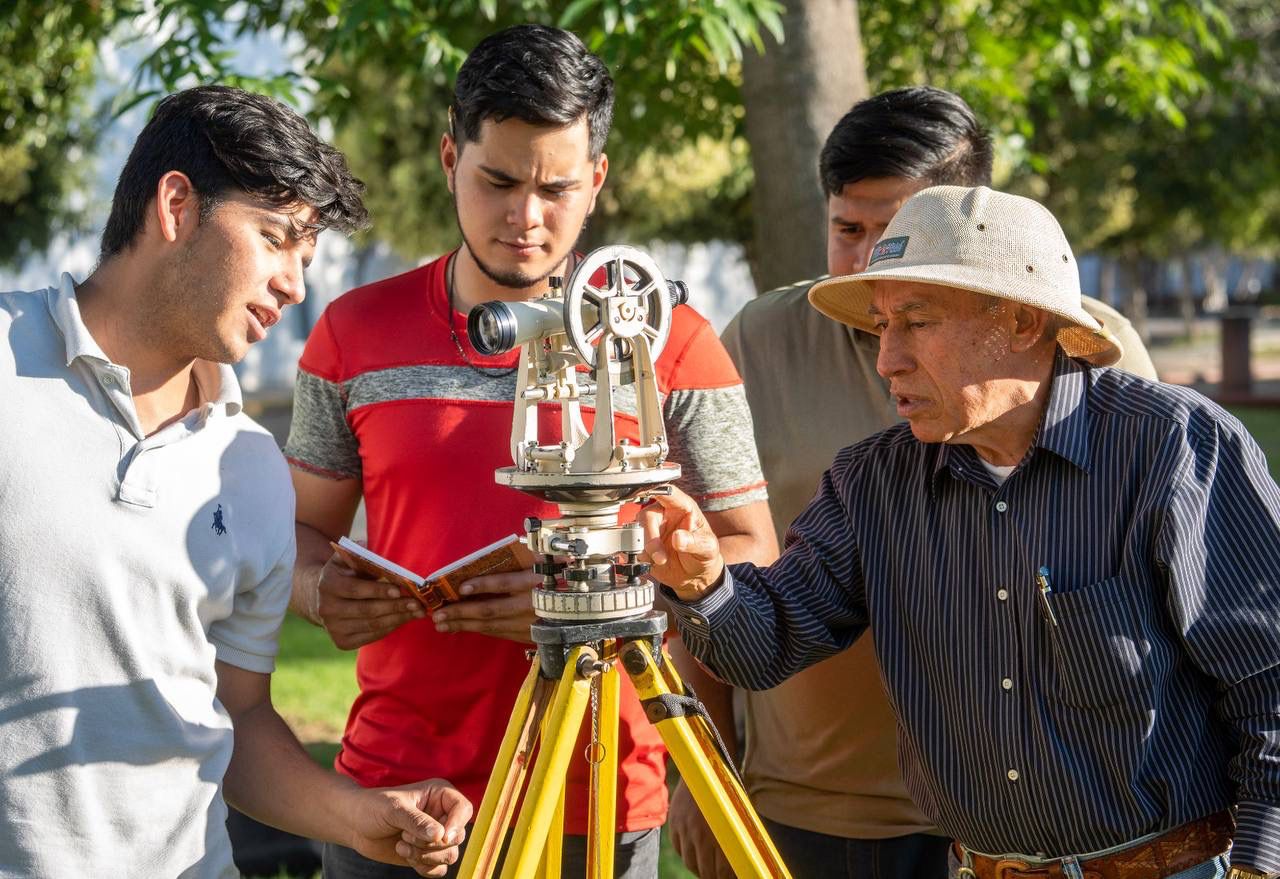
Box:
[467, 245, 688, 623]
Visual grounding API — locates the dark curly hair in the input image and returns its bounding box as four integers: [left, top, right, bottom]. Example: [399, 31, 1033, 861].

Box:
[451, 24, 614, 160]
[819, 86, 993, 196]
[100, 85, 368, 258]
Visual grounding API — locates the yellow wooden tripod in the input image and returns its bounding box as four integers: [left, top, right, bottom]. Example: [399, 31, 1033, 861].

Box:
[457, 612, 791, 879]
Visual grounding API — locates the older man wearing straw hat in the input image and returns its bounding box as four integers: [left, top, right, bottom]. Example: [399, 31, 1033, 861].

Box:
[640, 185, 1280, 879]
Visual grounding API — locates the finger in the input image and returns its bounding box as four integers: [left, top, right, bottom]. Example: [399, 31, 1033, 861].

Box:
[639, 507, 669, 566]
[396, 840, 454, 877]
[325, 594, 424, 619]
[439, 787, 473, 839]
[327, 605, 421, 635]
[435, 594, 529, 623]
[688, 840, 709, 879]
[388, 801, 446, 846]
[324, 570, 404, 601]
[669, 822, 686, 861]
[397, 839, 444, 858]
[458, 570, 541, 597]
[324, 611, 418, 650]
[670, 528, 718, 560]
[436, 618, 532, 641]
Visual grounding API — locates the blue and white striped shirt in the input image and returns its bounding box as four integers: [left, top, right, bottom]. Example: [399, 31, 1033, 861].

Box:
[668, 353, 1280, 870]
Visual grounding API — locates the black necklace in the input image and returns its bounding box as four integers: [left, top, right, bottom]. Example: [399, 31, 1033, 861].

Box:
[446, 253, 519, 379]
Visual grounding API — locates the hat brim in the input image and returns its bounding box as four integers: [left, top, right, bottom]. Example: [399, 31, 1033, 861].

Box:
[809, 263, 1123, 367]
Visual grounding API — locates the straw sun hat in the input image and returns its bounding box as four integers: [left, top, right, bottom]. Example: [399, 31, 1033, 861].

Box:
[808, 185, 1123, 366]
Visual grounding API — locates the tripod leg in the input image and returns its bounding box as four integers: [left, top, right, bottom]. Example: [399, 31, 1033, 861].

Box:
[537, 781, 564, 878]
[538, 702, 566, 879]
[500, 646, 595, 879]
[620, 640, 792, 879]
[459, 658, 554, 879]
[586, 657, 619, 879]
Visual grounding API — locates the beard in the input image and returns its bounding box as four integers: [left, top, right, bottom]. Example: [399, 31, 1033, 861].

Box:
[453, 201, 580, 291]
[149, 224, 245, 365]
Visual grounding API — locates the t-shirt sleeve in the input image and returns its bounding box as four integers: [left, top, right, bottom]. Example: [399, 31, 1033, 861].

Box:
[719, 309, 746, 372]
[284, 308, 362, 480]
[664, 315, 768, 512]
[208, 490, 296, 674]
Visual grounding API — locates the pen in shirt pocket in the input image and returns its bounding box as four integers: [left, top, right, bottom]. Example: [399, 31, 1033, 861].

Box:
[1036, 565, 1059, 627]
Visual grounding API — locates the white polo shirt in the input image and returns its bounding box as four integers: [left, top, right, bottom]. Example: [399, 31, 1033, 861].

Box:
[0, 274, 295, 878]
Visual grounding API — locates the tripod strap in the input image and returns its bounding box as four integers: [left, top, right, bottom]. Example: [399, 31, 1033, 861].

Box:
[641, 685, 745, 789]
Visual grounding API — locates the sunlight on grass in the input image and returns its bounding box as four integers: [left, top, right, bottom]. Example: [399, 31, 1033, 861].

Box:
[272, 615, 358, 746]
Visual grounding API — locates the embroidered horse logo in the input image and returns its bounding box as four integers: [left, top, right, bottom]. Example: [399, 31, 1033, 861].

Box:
[212, 504, 227, 536]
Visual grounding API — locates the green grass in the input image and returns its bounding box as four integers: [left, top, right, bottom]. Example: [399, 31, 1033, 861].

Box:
[1228, 405, 1280, 482]
[273, 616, 359, 747]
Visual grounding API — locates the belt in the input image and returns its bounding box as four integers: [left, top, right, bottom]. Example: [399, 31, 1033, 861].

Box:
[954, 812, 1234, 879]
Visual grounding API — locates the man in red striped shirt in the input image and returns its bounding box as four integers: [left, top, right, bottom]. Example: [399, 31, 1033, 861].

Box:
[284, 24, 776, 878]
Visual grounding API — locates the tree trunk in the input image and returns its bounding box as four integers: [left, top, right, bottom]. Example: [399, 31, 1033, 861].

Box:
[740, 0, 868, 293]
[1120, 253, 1151, 347]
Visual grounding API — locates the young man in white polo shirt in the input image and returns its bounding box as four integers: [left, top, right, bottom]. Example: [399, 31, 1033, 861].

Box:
[0, 86, 469, 878]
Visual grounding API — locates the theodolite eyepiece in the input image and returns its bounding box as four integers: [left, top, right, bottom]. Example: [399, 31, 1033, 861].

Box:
[467, 279, 690, 356]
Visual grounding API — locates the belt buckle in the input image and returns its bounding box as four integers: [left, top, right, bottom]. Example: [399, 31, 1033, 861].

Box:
[995, 859, 1054, 879]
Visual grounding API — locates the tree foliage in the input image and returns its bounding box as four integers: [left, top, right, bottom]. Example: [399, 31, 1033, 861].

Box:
[1, 0, 1272, 269]
[984, 0, 1280, 278]
[0, 2, 126, 264]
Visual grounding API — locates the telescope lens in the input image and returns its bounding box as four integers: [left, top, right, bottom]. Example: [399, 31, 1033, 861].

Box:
[468, 302, 518, 355]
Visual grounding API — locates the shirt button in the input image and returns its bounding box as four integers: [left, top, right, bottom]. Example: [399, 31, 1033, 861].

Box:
[1001, 678, 1013, 691]
[102, 374, 117, 387]
[689, 616, 703, 626]
[1007, 769, 1020, 781]
[996, 589, 1009, 601]
[995, 500, 1009, 513]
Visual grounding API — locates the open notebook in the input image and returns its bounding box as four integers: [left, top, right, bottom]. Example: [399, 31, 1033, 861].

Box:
[329, 534, 524, 611]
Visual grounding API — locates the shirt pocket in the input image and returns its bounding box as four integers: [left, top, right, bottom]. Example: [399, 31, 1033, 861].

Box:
[1044, 574, 1155, 709]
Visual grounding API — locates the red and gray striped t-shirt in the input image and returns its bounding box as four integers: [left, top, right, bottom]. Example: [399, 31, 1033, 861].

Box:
[285, 252, 766, 833]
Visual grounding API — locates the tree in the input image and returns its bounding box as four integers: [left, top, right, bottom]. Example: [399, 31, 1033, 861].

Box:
[0, 0, 784, 266]
[138, 0, 784, 261]
[2, 0, 1262, 297]
[1003, 0, 1279, 330]
[739, 0, 867, 291]
[0, 2, 123, 264]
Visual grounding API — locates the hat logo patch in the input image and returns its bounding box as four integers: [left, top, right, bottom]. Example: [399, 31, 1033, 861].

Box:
[869, 236, 909, 266]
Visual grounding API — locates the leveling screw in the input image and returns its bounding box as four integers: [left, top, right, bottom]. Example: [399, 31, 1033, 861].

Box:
[576, 652, 611, 679]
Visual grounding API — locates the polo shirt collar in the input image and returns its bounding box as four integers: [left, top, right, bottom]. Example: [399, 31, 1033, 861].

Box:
[49, 272, 244, 417]
[52, 272, 109, 368]
[192, 359, 244, 417]
[929, 348, 1092, 494]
